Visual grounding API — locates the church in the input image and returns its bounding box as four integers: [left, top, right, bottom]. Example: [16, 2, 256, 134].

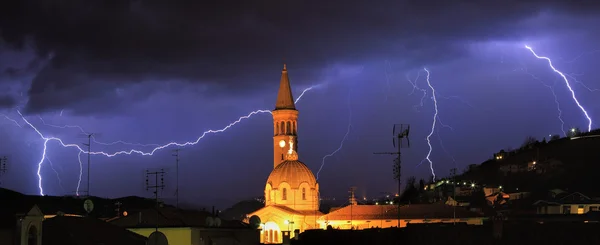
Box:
[246, 64, 322, 244]
[246, 65, 485, 244]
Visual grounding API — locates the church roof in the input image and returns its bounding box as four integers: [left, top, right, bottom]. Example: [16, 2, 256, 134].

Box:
[320, 204, 484, 221]
[267, 160, 317, 189]
[274, 64, 296, 110]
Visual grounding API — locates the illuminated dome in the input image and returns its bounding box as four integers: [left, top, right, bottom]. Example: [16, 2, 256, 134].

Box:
[266, 160, 317, 189]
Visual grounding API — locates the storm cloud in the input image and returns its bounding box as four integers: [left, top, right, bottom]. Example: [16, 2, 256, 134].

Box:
[0, 0, 598, 114]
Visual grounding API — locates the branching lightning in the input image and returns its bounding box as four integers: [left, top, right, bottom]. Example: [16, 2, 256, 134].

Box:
[1, 113, 22, 128]
[406, 67, 460, 181]
[37, 116, 161, 147]
[316, 88, 353, 180]
[45, 156, 66, 193]
[519, 68, 567, 136]
[19, 86, 318, 195]
[525, 45, 593, 132]
[76, 151, 83, 196]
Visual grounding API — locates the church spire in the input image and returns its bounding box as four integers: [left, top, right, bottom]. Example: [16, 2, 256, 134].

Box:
[275, 64, 296, 110]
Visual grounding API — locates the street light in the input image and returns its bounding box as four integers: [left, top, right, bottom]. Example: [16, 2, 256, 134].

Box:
[284, 220, 295, 232]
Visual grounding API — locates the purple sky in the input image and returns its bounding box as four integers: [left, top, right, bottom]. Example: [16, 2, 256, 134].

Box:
[0, 0, 599, 208]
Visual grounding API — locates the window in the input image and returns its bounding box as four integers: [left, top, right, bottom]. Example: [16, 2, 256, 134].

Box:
[578, 205, 585, 214]
[591, 206, 598, 211]
[28, 226, 37, 245]
[282, 188, 287, 200]
[302, 188, 306, 200]
[562, 206, 571, 214]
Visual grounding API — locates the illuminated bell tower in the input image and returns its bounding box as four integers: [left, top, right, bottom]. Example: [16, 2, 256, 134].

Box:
[273, 64, 299, 169]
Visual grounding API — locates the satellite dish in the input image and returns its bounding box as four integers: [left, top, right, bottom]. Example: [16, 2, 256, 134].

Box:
[214, 217, 221, 227]
[147, 231, 168, 245]
[205, 216, 214, 227]
[249, 215, 261, 229]
[83, 199, 94, 214]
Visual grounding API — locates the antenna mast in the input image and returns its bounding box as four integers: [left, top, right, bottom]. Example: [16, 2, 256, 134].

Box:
[146, 169, 166, 232]
[82, 133, 94, 197]
[0, 156, 7, 186]
[172, 149, 181, 209]
[374, 123, 410, 228]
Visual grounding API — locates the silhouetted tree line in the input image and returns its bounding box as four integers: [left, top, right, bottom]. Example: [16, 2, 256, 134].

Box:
[395, 177, 428, 204]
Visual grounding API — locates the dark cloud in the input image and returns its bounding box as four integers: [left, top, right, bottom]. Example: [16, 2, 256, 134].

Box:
[0, 0, 598, 114]
[0, 95, 16, 108]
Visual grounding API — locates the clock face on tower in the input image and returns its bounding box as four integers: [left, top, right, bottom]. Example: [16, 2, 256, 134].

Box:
[279, 140, 286, 148]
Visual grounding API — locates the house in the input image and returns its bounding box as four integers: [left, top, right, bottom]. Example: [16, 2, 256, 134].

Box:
[534, 192, 600, 214]
[43, 216, 147, 245]
[109, 207, 259, 245]
[318, 203, 485, 229]
[445, 196, 470, 207]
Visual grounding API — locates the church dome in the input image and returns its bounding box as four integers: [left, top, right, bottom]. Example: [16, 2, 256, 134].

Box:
[266, 160, 317, 189]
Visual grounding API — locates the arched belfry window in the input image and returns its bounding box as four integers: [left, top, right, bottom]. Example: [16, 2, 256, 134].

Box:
[294, 122, 297, 135]
[280, 121, 285, 135]
[286, 121, 291, 135]
[302, 188, 306, 200]
[282, 188, 288, 200]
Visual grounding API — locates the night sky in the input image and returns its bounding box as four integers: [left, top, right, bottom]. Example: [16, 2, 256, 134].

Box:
[1, 0, 600, 208]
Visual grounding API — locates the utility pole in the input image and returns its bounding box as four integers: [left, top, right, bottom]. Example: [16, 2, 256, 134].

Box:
[0, 156, 7, 186]
[450, 168, 457, 225]
[82, 133, 93, 197]
[172, 149, 181, 209]
[374, 124, 410, 228]
[146, 169, 166, 232]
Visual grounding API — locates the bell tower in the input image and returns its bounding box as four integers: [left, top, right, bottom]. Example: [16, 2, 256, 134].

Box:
[273, 64, 299, 169]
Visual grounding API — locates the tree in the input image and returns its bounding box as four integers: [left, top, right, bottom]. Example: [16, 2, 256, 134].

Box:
[550, 134, 560, 141]
[521, 136, 537, 148]
[398, 176, 419, 204]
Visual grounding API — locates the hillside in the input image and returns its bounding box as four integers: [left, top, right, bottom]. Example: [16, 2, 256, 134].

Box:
[457, 130, 600, 196]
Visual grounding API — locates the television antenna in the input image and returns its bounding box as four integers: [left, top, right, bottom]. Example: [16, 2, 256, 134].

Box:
[172, 149, 181, 209]
[373, 123, 410, 228]
[77, 132, 101, 197]
[146, 168, 166, 232]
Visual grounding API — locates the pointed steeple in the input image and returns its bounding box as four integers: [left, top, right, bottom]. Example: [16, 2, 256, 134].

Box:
[275, 64, 296, 110]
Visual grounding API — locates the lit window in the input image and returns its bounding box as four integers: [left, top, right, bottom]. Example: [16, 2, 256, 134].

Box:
[282, 188, 287, 200]
[302, 188, 306, 200]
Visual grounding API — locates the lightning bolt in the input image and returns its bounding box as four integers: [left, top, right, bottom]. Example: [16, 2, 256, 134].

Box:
[525, 45, 593, 132]
[19, 86, 318, 195]
[421, 68, 438, 181]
